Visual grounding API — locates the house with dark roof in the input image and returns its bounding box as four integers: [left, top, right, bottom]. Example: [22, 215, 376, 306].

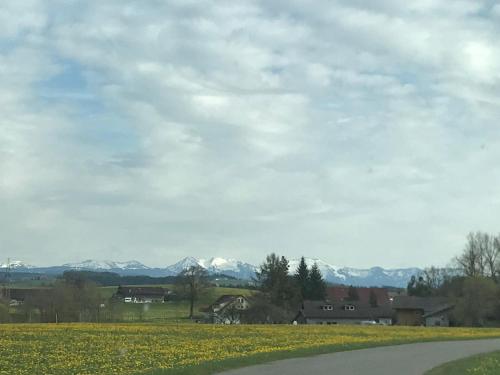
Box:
[327, 286, 390, 306]
[392, 296, 454, 326]
[294, 300, 393, 325]
[114, 286, 168, 303]
[202, 295, 250, 324]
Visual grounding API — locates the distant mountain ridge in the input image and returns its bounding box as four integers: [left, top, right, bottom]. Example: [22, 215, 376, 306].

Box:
[1, 257, 420, 287]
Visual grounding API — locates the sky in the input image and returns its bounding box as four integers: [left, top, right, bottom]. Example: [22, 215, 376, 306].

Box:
[1, 0, 500, 268]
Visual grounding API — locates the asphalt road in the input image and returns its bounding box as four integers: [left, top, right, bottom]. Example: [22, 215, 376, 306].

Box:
[218, 338, 500, 375]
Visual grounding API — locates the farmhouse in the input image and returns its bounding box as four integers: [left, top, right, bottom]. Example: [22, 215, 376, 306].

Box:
[393, 296, 454, 327]
[294, 300, 393, 325]
[114, 286, 168, 303]
[203, 294, 250, 324]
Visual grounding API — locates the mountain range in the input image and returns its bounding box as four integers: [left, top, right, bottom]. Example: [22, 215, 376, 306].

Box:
[0, 257, 421, 287]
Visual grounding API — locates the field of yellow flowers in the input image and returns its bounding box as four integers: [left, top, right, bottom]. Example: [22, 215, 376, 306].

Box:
[2, 324, 500, 375]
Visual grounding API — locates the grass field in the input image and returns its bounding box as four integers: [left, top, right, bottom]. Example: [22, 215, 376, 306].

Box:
[2, 324, 500, 375]
[99, 287, 255, 322]
[425, 350, 500, 375]
[9, 286, 255, 323]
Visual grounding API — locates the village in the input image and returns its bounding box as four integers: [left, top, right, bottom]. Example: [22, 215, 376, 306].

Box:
[2, 232, 497, 329]
[1, 280, 455, 327]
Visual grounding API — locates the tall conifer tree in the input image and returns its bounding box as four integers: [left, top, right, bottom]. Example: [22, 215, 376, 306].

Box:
[294, 256, 310, 300]
[308, 262, 326, 300]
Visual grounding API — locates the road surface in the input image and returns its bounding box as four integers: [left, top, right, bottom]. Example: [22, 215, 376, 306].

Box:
[217, 338, 500, 375]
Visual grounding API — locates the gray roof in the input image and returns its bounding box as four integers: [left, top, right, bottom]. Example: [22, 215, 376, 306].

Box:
[422, 305, 455, 318]
[392, 296, 453, 315]
[212, 294, 242, 306]
[299, 300, 393, 320]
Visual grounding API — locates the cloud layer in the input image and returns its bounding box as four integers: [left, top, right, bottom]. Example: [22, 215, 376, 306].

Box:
[1, 0, 500, 267]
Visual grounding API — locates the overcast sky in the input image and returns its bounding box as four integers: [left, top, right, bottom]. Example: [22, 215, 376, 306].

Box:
[1, 0, 500, 268]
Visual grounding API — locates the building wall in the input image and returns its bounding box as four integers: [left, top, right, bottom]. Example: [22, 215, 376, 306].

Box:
[396, 310, 423, 326]
[211, 298, 250, 324]
[305, 318, 383, 325]
[123, 296, 164, 303]
[425, 315, 450, 327]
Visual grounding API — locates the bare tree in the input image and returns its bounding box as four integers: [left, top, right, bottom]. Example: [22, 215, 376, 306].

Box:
[177, 266, 209, 319]
[485, 234, 500, 281]
[456, 232, 500, 280]
[456, 232, 486, 278]
[221, 304, 242, 324]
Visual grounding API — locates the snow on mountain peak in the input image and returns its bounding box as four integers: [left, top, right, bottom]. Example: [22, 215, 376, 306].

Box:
[209, 257, 231, 267]
[166, 257, 204, 273]
[0, 260, 34, 269]
[288, 257, 346, 280]
[3, 256, 421, 287]
[62, 259, 149, 270]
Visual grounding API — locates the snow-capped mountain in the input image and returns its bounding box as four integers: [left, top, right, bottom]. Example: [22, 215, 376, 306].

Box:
[62, 259, 150, 271]
[336, 266, 421, 287]
[165, 257, 417, 287]
[166, 257, 257, 280]
[287, 258, 419, 287]
[4, 256, 421, 287]
[164, 257, 204, 274]
[0, 260, 35, 269]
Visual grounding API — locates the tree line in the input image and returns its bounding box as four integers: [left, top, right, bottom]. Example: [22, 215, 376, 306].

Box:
[1, 273, 103, 323]
[60, 270, 179, 287]
[407, 231, 500, 326]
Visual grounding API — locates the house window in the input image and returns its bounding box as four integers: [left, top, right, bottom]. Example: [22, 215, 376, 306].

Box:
[237, 297, 243, 303]
[344, 305, 355, 311]
[322, 305, 333, 311]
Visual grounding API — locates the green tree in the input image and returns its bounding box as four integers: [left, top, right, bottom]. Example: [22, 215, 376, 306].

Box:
[0, 301, 10, 323]
[294, 257, 310, 300]
[256, 253, 300, 311]
[241, 293, 290, 324]
[455, 277, 498, 326]
[407, 275, 432, 297]
[308, 263, 326, 300]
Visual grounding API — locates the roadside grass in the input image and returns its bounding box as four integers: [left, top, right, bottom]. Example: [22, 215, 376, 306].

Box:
[145, 342, 385, 375]
[148, 338, 500, 375]
[425, 350, 500, 375]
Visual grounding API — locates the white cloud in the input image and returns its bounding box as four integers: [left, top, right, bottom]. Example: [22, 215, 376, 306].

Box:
[1, 0, 500, 268]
